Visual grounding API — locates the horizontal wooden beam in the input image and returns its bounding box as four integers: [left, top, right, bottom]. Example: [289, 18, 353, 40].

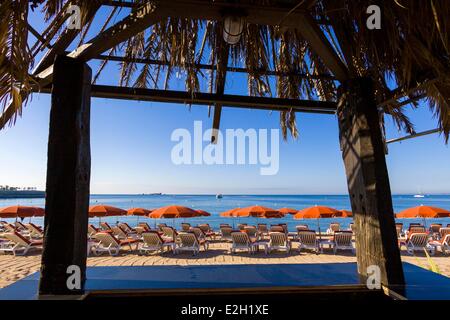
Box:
[36, 85, 337, 114]
[95, 54, 336, 80]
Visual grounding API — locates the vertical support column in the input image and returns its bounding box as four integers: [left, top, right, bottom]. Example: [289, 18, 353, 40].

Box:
[39, 56, 92, 295]
[337, 77, 405, 288]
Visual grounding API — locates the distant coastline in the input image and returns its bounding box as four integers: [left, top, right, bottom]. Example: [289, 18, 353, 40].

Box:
[0, 190, 45, 199]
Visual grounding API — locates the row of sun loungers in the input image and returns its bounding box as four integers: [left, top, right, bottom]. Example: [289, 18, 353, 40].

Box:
[396, 223, 450, 255]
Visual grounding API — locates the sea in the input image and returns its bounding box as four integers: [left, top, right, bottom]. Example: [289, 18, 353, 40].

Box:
[1, 194, 450, 231]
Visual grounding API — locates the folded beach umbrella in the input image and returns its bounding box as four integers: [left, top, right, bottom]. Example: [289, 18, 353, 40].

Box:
[0, 206, 44, 218]
[89, 205, 127, 218]
[195, 209, 211, 217]
[149, 205, 199, 219]
[278, 208, 298, 215]
[396, 205, 450, 219]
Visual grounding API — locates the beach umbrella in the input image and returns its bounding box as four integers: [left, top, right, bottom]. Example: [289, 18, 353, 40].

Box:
[235, 206, 283, 218]
[334, 210, 353, 218]
[294, 205, 340, 238]
[89, 205, 127, 217]
[0, 205, 44, 218]
[195, 209, 211, 217]
[127, 208, 152, 224]
[278, 208, 298, 215]
[396, 205, 450, 227]
[149, 205, 199, 228]
[219, 208, 242, 228]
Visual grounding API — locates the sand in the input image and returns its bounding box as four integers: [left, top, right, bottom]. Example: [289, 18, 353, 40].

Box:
[0, 241, 448, 289]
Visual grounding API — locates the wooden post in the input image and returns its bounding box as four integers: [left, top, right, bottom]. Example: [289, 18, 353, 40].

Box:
[337, 77, 405, 288]
[39, 56, 92, 295]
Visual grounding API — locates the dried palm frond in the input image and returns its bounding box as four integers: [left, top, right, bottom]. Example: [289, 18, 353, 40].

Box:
[0, 0, 35, 126]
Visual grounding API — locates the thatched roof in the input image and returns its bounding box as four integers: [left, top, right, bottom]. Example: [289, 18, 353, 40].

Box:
[1, 0, 449, 140]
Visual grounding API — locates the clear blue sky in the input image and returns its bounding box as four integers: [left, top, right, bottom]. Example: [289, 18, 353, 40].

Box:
[0, 5, 449, 195]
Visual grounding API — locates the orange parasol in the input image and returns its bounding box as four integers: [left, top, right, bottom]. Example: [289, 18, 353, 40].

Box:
[396, 206, 450, 219]
[220, 208, 241, 217]
[278, 208, 298, 215]
[334, 210, 353, 218]
[89, 205, 127, 218]
[127, 208, 152, 216]
[0, 206, 44, 218]
[149, 205, 199, 219]
[196, 209, 211, 217]
[235, 206, 284, 218]
[293, 206, 339, 219]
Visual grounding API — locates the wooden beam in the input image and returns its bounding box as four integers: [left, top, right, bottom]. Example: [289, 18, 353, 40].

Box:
[33, 3, 101, 75]
[386, 128, 440, 144]
[36, 85, 337, 114]
[337, 77, 405, 289]
[95, 54, 336, 80]
[39, 56, 92, 295]
[211, 37, 229, 144]
[295, 13, 349, 81]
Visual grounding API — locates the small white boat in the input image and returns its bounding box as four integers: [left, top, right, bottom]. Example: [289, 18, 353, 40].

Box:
[413, 194, 425, 198]
[216, 194, 223, 199]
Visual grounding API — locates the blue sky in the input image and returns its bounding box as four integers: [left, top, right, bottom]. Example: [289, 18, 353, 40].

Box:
[0, 5, 449, 195]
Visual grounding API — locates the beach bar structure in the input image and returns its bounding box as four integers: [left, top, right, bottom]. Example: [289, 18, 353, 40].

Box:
[1, 0, 449, 298]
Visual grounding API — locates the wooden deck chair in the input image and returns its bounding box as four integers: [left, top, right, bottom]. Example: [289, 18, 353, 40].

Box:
[0, 232, 43, 256]
[220, 226, 233, 242]
[175, 232, 208, 255]
[267, 232, 291, 254]
[161, 226, 178, 242]
[298, 230, 321, 254]
[26, 223, 44, 239]
[112, 225, 130, 240]
[92, 232, 139, 256]
[327, 223, 341, 234]
[429, 223, 442, 236]
[181, 223, 191, 232]
[100, 222, 112, 231]
[406, 226, 426, 239]
[230, 232, 260, 254]
[406, 233, 434, 255]
[332, 231, 355, 254]
[140, 231, 175, 255]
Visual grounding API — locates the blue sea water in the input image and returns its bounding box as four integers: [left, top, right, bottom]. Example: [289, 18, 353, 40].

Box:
[1, 194, 450, 231]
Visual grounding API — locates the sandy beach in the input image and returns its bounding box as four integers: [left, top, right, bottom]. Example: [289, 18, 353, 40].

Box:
[0, 241, 448, 289]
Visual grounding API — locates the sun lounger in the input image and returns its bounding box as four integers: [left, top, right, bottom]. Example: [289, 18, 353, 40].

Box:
[405, 233, 434, 255]
[327, 223, 340, 234]
[157, 223, 168, 231]
[331, 231, 355, 254]
[269, 225, 284, 233]
[395, 223, 404, 238]
[237, 223, 248, 230]
[175, 232, 208, 255]
[243, 226, 259, 239]
[138, 222, 152, 231]
[92, 232, 139, 256]
[296, 225, 309, 232]
[198, 224, 217, 240]
[140, 231, 176, 254]
[25, 223, 44, 239]
[0, 232, 43, 256]
[220, 226, 233, 242]
[257, 224, 268, 237]
[14, 221, 28, 232]
[112, 225, 139, 240]
[181, 223, 191, 232]
[118, 222, 136, 234]
[439, 227, 450, 239]
[88, 224, 100, 238]
[100, 222, 112, 231]
[267, 232, 291, 254]
[161, 226, 178, 242]
[298, 230, 321, 254]
[230, 232, 261, 254]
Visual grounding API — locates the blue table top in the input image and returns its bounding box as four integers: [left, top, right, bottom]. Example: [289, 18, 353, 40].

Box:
[0, 262, 449, 300]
